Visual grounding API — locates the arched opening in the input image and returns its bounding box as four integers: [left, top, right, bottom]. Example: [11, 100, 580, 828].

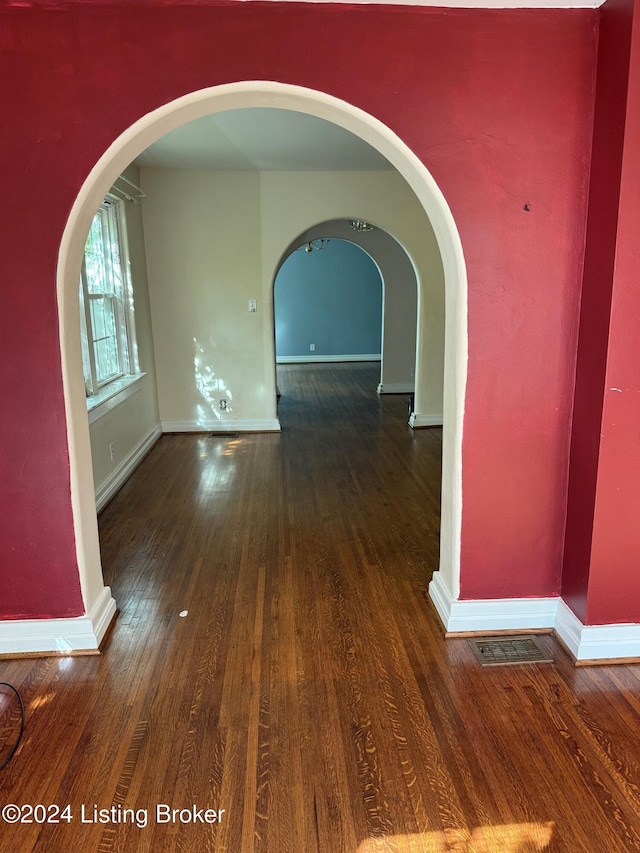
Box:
[274, 237, 383, 371]
[274, 219, 420, 405]
[57, 81, 467, 645]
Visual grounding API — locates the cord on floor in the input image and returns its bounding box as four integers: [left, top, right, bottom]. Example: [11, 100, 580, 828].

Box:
[0, 683, 24, 770]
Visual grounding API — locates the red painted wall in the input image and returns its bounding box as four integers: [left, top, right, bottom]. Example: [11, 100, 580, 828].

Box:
[583, 0, 640, 625]
[0, 2, 596, 618]
[562, 0, 635, 623]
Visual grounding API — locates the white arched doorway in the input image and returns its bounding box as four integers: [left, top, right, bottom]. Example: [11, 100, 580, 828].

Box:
[274, 235, 384, 369]
[274, 219, 420, 403]
[57, 81, 468, 646]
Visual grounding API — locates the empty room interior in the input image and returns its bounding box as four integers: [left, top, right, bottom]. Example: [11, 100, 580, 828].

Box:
[2, 0, 640, 850]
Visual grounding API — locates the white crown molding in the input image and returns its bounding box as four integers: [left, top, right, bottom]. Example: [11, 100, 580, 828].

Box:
[0, 587, 116, 657]
[95, 423, 162, 513]
[161, 419, 281, 433]
[409, 412, 443, 428]
[276, 354, 380, 363]
[430, 572, 640, 662]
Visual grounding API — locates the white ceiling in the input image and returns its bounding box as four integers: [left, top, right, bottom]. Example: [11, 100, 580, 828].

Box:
[135, 108, 394, 172]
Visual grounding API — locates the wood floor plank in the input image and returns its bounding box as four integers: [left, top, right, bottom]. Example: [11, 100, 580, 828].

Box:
[3, 363, 640, 851]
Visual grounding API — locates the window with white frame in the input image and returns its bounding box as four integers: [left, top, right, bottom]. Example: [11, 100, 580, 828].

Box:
[80, 198, 139, 399]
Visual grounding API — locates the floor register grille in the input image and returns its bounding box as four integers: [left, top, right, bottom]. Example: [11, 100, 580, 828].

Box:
[468, 635, 553, 666]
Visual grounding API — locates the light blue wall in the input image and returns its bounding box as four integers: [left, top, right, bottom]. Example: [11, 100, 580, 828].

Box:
[274, 239, 382, 358]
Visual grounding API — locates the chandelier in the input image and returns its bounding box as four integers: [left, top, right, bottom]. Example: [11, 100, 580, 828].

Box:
[348, 219, 376, 232]
[300, 238, 330, 253]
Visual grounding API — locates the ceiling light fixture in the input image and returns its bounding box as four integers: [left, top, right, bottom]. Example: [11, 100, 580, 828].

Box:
[349, 219, 376, 232]
[300, 239, 330, 253]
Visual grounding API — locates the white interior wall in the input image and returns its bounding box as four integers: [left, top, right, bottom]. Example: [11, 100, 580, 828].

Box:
[141, 167, 443, 430]
[88, 165, 161, 505]
[89, 165, 440, 499]
[141, 169, 278, 431]
[261, 172, 444, 420]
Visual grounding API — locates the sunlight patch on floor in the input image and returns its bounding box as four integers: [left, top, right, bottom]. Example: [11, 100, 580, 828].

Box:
[27, 692, 55, 712]
[358, 822, 554, 852]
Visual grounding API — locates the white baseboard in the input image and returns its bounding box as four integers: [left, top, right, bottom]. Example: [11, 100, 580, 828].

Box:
[555, 600, 640, 662]
[162, 419, 281, 433]
[377, 382, 415, 395]
[276, 354, 380, 363]
[409, 412, 443, 428]
[95, 423, 162, 513]
[429, 571, 640, 662]
[429, 571, 559, 632]
[0, 586, 117, 656]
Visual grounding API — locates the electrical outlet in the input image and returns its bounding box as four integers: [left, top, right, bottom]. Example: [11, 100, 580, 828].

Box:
[109, 443, 115, 462]
[310, 343, 315, 352]
[219, 399, 227, 410]
[248, 299, 257, 313]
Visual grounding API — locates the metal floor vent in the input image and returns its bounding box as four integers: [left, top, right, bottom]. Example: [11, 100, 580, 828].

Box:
[468, 635, 553, 667]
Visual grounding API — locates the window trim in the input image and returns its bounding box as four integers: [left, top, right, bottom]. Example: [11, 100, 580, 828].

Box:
[87, 372, 147, 424]
[80, 195, 141, 406]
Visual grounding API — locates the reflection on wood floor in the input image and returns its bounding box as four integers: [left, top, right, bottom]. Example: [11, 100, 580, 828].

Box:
[2, 363, 640, 852]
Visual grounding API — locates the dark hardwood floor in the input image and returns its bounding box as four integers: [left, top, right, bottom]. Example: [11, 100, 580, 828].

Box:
[2, 363, 640, 851]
